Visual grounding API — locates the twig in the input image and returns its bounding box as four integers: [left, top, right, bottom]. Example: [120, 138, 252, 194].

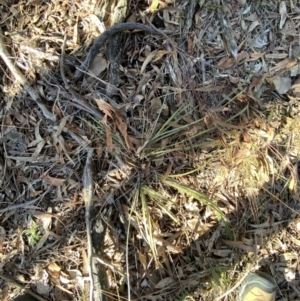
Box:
[60, 35, 70, 90]
[0, 28, 57, 122]
[82, 147, 94, 301]
[0, 272, 49, 301]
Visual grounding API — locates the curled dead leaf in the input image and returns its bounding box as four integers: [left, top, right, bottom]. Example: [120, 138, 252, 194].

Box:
[95, 98, 134, 151]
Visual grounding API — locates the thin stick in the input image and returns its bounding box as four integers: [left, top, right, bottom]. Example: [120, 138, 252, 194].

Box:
[82, 148, 94, 301]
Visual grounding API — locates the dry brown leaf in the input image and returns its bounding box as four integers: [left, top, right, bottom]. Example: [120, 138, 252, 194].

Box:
[187, 38, 193, 53]
[101, 115, 113, 153]
[247, 76, 264, 102]
[270, 58, 297, 73]
[217, 51, 247, 68]
[212, 249, 232, 257]
[153, 50, 172, 62]
[243, 13, 258, 22]
[43, 175, 66, 187]
[161, 162, 173, 182]
[47, 262, 61, 284]
[114, 113, 134, 150]
[141, 50, 157, 73]
[95, 98, 114, 118]
[247, 52, 265, 61]
[139, 252, 147, 270]
[55, 219, 62, 235]
[265, 53, 288, 59]
[95, 98, 134, 150]
[186, 219, 212, 234]
[248, 20, 260, 33]
[31, 140, 46, 158]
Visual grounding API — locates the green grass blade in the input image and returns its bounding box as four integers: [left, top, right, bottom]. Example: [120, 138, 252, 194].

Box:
[141, 186, 180, 224]
[164, 179, 226, 220]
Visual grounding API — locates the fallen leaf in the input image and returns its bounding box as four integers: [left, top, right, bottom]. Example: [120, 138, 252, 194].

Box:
[155, 277, 174, 288]
[273, 77, 291, 94]
[141, 50, 157, 73]
[47, 262, 61, 284]
[138, 252, 147, 270]
[101, 115, 113, 153]
[88, 55, 107, 79]
[279, 1, 287, 29]
[247, 52, 265, 61]
[217, 51, 247, 68]
[43, 175, 65, 186]
[153, 50, 172, 62]
[95, 98, 114, 118]
[149, 97, 161, 116]
[96, 98, 134, 150]
[270, 59, 297, 73]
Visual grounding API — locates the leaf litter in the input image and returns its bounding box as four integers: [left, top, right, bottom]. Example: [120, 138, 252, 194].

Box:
[0, 0, 300, 301]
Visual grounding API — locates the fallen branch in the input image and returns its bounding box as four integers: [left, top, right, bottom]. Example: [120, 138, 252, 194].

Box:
[0, 28, 57, 122]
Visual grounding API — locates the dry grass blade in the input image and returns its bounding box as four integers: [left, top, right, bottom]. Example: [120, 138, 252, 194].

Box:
[140, 189, 159, 264]
[141, 186, 179, 224]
